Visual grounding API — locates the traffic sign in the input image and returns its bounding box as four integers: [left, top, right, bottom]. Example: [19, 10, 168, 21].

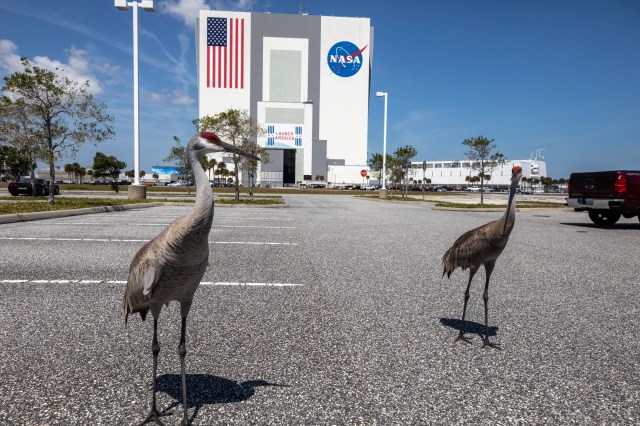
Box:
[360, 169, 367, 177]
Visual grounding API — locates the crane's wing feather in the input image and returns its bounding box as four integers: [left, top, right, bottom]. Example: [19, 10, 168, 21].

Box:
[442, 222, 497, 276]
[123, 240, 164, 321]
[141, 259, 162, 295]
[127, 250, 163, 297]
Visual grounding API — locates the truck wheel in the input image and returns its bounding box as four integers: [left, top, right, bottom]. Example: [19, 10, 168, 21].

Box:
[588, 210, 621, 226]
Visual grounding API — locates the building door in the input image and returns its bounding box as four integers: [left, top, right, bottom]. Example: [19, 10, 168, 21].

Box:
[283, 149, 296, 185]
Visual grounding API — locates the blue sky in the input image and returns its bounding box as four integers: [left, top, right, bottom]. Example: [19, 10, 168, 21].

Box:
[1, 0, 639, 179]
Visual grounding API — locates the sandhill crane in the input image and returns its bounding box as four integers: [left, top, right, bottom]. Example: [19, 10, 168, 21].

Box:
[442, 166, 523, 349]
[123, 132, 260, 425]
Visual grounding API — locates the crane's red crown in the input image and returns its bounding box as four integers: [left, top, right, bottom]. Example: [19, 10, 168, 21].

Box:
[200, 132, 222, 144]
[512, 166, 522, 174]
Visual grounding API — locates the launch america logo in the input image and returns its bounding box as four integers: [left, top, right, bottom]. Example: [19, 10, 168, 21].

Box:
[327, 41, 367, 77]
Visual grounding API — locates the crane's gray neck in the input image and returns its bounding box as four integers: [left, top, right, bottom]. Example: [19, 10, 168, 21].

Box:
[187, 148, 214, 227]
[501, 178, 519, 234]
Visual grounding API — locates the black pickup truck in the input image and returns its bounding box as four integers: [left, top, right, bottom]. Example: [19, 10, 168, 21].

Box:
[566, 170, 640, 225]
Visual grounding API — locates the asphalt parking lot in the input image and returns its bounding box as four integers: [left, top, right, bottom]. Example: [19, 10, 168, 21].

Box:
[0, 194, 638, 425]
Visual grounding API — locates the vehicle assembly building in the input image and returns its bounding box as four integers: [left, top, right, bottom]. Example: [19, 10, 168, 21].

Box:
[196, 10, 373, 187]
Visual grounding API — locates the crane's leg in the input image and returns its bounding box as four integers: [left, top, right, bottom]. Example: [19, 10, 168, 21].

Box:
[179, 316, 189, 426]
[456, 268, 477, 344]
[140, 316, 172, 425]
[481, 262, 501, 350]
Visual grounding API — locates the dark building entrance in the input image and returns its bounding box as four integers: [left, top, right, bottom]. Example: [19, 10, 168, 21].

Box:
[283, 149, 296, 185]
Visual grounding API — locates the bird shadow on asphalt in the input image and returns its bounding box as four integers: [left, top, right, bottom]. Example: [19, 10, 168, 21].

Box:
[156, 374, 287, 423]
[439, 318, 498, 338]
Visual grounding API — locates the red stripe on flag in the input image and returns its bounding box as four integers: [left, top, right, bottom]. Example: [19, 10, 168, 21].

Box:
[240, 19, 244, 88]
[234, 19, 238, 88]
[227, 19, 234, 89]
[223, 43, 227, 89]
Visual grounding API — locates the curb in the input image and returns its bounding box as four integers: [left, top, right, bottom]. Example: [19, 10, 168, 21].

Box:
[0, 201, 290, 224]
[0, 203, 164, 224]
[432, 207, 573, 212]
[216, 203, 289, 208]
[354, 196, 569, 212]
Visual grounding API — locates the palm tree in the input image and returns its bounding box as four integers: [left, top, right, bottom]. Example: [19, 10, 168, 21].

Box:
[201, 157, 217, 181]
[215, 162, 228, 184]
[465, 175, 480, 186]
[64, 163, 72, 182]
[78, 167, 86, 184]
[70, 162, 81, 183]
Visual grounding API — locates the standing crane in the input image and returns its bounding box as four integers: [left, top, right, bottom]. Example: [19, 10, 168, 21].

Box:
[123, 132, 260, 425]
[442, 166, 523, 349]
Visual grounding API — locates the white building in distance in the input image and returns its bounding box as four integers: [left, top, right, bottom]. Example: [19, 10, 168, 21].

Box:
[405, 155, 547, 189]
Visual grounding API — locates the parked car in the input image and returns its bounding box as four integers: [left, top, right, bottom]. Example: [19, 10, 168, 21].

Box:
[8, 178, 60, 196]
[519, 187, 533, 194]
[361, 185, 376, 190]
[168, 181, 191, 187]
[467, 186, 481, 192]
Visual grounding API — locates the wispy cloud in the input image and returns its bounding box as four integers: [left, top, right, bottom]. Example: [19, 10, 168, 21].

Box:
[171, 90, 196, 105]
[147, 89, 195, 105]
[159, 0, 210, 27]
[139, 28, 195, 88]
[0, 3, 132, 57]
[158, 0, 255, 27]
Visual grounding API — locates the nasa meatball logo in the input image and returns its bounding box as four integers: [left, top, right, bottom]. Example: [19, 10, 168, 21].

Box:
[327, 41, 367, 78]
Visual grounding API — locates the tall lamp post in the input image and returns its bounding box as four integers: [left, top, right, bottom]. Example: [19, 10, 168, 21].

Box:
[375, 91, 388, 198]
[115, 0, 154, 199]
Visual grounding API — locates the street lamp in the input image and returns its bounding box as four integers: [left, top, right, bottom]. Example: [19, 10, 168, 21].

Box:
[375, 91, 388, 192]
[115, 0, 154, 199]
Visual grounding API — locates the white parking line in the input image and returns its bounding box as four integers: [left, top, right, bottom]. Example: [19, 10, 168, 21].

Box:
[0, 237, 298, 245]
[42, 222, 296, 229]
[0, 279, 303, 287]
[212, 241, 298, 245]
[201, 282, 303, 287]
[215, 217, 293, 221]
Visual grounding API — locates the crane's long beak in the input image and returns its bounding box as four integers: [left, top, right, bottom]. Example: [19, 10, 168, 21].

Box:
[219, 140, 261, 161]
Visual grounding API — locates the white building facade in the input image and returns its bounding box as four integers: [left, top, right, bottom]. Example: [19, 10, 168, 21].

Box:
[404, 157, 547, 189]
[196, 10, 373, 186]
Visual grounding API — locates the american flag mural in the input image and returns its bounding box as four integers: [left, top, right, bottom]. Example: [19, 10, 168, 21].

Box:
[207, 17, 245, 89]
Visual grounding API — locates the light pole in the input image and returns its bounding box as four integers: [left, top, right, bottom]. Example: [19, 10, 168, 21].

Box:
[375, 91, 388, 197]
[115, 0, 154, 199]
